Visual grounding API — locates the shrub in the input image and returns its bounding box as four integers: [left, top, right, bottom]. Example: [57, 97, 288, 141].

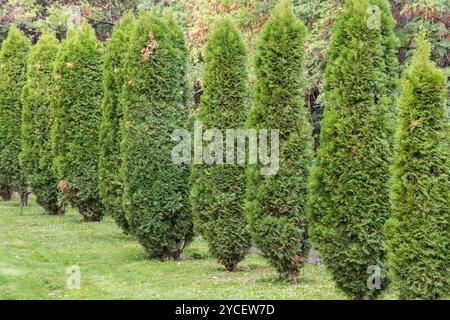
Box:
[190, 18, 251, 272]
[307, 0, 399, 299]
[0, 25, 30, 202]
[99, 14, 135, 232]
[20, 32, 63, 215]
[51, 22, 104, 222]
[121, 12, 193, 260]
[245, 4, 313, 284]
[386, 32, 450, 300]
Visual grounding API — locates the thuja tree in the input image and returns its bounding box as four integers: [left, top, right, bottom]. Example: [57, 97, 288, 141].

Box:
[190, 18, 251, 272]
[20, 32, 64, 215]
[307, 0, 399, 299]
[245, 4, 313, 284]
[0, 25, 29, 204]
[52, 22, 104, 222]
[121, 12, 193, 260]
[99, 13, 134, 233]
[386, 33, 449, 300]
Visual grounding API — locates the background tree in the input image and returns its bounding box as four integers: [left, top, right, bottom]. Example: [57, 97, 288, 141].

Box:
[52, 22, 104, 222]
[296, 0, 345, 150]
[245, 4, 313, 284]
[386, 32, 449, 300]
[0, 25, 30, 205]
[0, 0, 131, 44]
[99, 13, 134, 233]
[190, 18, 251, 272]
[3, 1, 445, 137]
[121, 12, 193, 260]
[298, 0, 450, 150]
[183, 0, 280, 103]
[391, 0, 449, 71]
[20, 32, 63, 215]
[307, 0, 399, 299]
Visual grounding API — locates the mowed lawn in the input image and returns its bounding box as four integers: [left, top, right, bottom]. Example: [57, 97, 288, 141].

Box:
[0, 197, 396, 300]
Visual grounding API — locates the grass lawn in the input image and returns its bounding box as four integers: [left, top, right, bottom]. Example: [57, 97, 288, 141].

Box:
[0, 196, 397, 300]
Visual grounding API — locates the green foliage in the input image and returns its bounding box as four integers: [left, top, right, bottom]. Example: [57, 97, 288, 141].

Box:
[20, 32, 63, 215]
[99, 14, 135, 233]
[51, 22, 104, 222]
[0, 25, 30, 196]
[245, 4, 313, 282]
[386, 32, 450, 300]
[190, 18, 251, 271]
[308, 0, 399, 299]
[164, 11, 192, 108]
[121, 12, 193, 259]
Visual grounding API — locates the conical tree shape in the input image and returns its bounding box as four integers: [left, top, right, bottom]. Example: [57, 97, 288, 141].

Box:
[121, 12, 193, 260]
[0, 25, 29, 202]
[51, 22, 104, 222]
[99, 13, 135, 233]
[20, 32, 63, 215]
[386, 32, 449, 300]
[307, 0, 399, 299]
[190, 18, 251, 272]
[245, 4, 313, 284]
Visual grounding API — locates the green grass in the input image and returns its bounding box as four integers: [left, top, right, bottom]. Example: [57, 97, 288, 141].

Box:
[0, 196, 396, 300]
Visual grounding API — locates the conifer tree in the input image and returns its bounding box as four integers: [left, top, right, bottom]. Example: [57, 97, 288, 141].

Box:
[52, 22, 104, 222]
[20, 32, 63, 215]
[121, 12, 193, 259]
[99, 14, 134, 232]
[245, 4, 313, 284]
[190, 18, 251, 272]
[307, 0, 399, 299]
[386, 32, 450, 300]
[0, 25, 30, 205]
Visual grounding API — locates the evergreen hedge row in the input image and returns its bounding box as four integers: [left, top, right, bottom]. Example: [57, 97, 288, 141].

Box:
[0, 5, 447, 300]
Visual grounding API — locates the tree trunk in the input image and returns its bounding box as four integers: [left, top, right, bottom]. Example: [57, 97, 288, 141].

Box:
[20, 191, 30, 207]
[354, 293, 365, 300]
[288, 270, 298, 285]
[173, 250, 181, 261]
[50, 207, 65, 216]
[224, 261, 238, 272]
